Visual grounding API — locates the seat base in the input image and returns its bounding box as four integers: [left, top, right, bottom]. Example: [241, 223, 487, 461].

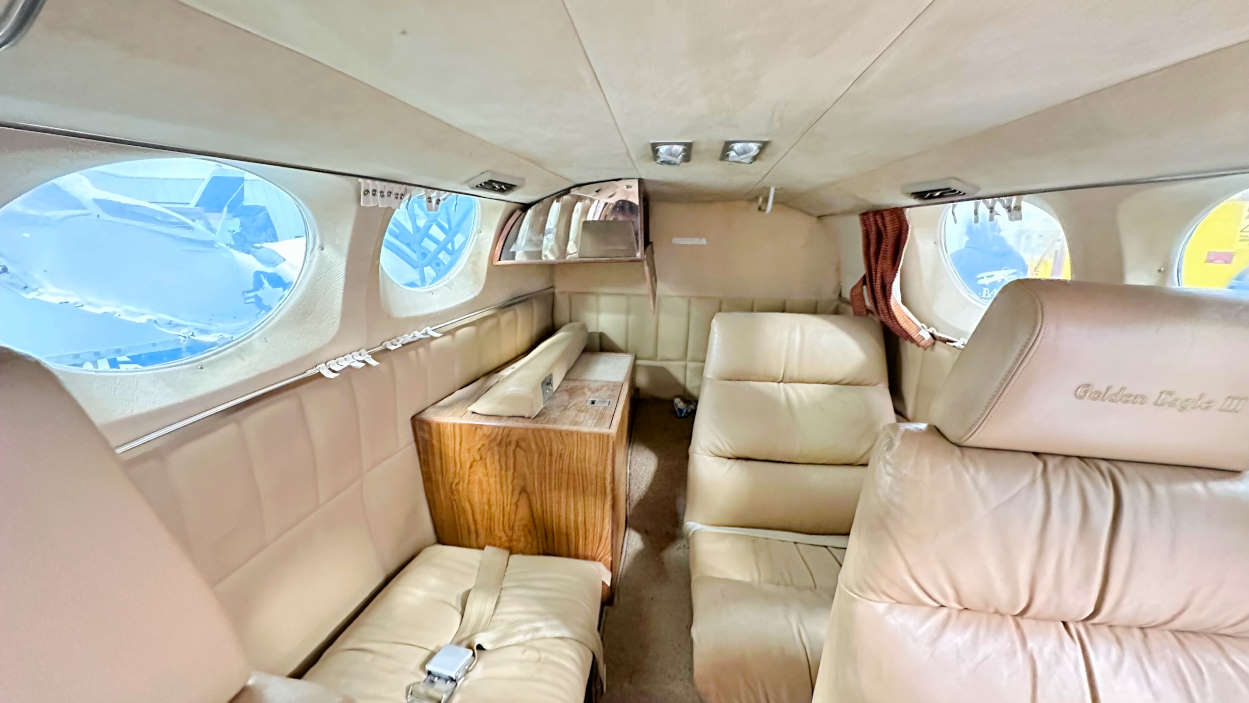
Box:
[304, 545, 601, 703]
[689, 530, 845, 703]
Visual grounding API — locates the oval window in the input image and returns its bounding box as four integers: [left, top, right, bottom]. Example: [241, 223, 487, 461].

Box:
[0, 158, 310, 371]
[941, 200, 1071, 305]
[381, 193, 480, 289]
[1177, 188, 1249, 293]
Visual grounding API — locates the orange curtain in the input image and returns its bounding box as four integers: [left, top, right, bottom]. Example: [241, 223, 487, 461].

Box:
[850, 208, 934, 349]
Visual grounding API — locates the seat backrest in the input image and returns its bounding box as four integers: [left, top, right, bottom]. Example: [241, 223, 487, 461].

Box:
[120, 293, 553, 676]
[816, 280, 1249, 702]
[685, 312, 894, 534]
[0, 349, 251, 703]
[554, 292, 841, 398]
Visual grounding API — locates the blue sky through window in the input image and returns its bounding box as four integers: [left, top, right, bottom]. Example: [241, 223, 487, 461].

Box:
[380, 194, 479, 289]
[0, 158, 309, 370]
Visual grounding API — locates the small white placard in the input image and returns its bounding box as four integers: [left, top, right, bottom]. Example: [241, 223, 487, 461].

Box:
[672, 237, 707, 246]
[359, 179, 415, 208]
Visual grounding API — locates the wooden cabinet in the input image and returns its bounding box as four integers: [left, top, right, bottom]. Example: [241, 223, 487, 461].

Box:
[413, 352, 633, 598]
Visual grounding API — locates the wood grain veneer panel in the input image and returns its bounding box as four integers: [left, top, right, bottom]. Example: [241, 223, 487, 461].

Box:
[413, 353, 634, 598]
[415, 419, 614, 563]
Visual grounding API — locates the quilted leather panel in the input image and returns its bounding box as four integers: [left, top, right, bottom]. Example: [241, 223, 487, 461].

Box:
[554, 292, 838, 397]
[121, 293, 554, 675]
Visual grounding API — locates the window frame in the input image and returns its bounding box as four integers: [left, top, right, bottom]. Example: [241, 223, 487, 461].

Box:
[937, 198, 1071, 308]
[1172, 187, 1249, 291]
[378, 193, 482, 292]
[0, 156, 317, 374]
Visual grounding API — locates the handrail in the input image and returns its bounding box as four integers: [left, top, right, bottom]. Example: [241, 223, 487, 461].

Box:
[113, 287, 555, 454]
[0, 0, 45, 52]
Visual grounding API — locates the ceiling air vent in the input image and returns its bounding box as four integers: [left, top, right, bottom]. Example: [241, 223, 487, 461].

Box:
[903, 178, 978, 202]
[468, 171, 524, 195]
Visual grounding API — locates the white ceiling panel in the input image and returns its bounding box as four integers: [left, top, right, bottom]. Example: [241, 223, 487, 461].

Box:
[0, 0, 572, 201]
[765, 0, 1249, 200]
[564, 0, 931, 200]
[180, 0, 636, 183]
[2, 0, 1247, 210]
[798, 38, 1249, 214]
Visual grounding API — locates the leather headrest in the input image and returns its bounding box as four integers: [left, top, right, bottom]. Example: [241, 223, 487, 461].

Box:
[931, 280, 1249, 471]
[0, 348, 250, 702]
[704, 313, 887, 386]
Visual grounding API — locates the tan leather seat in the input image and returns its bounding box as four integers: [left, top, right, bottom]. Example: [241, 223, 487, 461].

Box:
[814, 280, 1249, 703]
[689, 530, 846, 703]
[686, 312, 893, 534]
[686, 312, 894, 703]
[0, 347, 328, 703]
[0, 344, 603, 703]
[306, 545, 601, 703]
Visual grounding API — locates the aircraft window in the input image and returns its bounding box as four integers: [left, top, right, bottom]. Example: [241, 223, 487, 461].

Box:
[1177, 188, 1249, 293]
[940, 200, 1070, 305]
[380, 193, 480, 289]
[0, 158, 310, 371]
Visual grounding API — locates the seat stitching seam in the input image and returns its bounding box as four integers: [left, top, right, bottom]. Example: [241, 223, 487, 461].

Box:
[963, 285, 1045, 442]
[688, 450, 866, 468]
[839, 585, 1246, 640]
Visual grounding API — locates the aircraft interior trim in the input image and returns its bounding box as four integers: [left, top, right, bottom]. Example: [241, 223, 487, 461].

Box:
[3, 1, 1249, 702]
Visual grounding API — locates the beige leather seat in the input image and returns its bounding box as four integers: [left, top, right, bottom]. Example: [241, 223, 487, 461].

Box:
[305, 545, 600, 701]
[0, 347, 602, 703]
[814, 280, 1249, 703]
[685, 312, 894, 703]
[0, 347, 267, 703]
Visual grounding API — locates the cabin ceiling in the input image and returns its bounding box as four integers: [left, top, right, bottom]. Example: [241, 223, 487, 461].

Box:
[1, 0, 1247, 215]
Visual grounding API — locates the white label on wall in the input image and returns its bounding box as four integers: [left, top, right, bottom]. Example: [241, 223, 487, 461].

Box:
[672, 237, 707, 246]
[359, 179, 416, 208]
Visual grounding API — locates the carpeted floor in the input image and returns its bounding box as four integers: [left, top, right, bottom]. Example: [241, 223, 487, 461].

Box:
[601, 399, 703, 703]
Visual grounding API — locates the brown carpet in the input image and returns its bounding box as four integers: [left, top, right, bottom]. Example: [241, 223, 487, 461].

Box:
[601, 399, 703, 703]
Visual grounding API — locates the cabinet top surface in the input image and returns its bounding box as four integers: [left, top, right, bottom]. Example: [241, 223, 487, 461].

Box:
[417, 352, 633, 432]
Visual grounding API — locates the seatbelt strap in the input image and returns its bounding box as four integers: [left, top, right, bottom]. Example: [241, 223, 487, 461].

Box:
[451, 545, 509, 647]
[472, 618, 605, 690]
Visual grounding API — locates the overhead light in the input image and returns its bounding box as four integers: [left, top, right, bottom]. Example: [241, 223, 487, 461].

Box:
[651, 141, 691, 166]
[720, 140, 768, 164]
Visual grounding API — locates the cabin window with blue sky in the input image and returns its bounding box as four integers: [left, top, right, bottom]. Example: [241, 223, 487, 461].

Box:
[380, 193, 479, 289]
[0, 158, 309, 371]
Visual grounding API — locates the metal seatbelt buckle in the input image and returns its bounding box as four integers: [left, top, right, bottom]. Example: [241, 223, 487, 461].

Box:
[406, 645, 476, 703]
[426, 645, 476, 681]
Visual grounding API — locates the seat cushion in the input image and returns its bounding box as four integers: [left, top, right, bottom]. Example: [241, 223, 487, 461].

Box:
[303, 545, 601, 703]
[689, 530, 845, 703]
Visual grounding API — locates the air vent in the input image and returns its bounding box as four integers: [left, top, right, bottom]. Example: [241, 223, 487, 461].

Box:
[468, 171, 524, 195]
[903, 178, 978, 202]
